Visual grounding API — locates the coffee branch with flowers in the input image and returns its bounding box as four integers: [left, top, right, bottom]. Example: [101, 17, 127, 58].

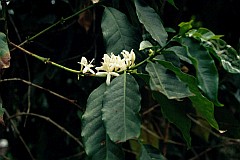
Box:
[78, 49, 136, 85]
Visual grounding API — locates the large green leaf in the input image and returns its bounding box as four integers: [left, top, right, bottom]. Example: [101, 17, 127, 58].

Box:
[157, 60, 219, 130]
[101, 7, 141, 55]
[185, 28, 240, 73]
[139, 144, 167, 160]
[180, 37, 222, 106]
[134, 0, 168, 47]
[0, 32, 10, 70]
[81, 84, 124, 160]
[102, 72, 141, 142]
[153, 92, 192, 147]
[204, 39, 240, 74]
[146, 62, 194, 99]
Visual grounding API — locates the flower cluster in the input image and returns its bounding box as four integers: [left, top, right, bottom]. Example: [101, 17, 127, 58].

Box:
[78, 49, 136, 85]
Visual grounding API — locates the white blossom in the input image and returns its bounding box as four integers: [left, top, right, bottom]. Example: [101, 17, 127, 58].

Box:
[78, 57, 95, 74]
[95, 50, 136, 85]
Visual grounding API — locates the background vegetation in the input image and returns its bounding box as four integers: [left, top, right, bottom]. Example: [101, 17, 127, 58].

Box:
[0, 0, 239, 160]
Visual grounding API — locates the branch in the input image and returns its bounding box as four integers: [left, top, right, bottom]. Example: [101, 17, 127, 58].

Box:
[5, 110, 36, 160]
[12, 3, 99, 49]
[0, 78, 83, 111]
[7, 112, 84, 147]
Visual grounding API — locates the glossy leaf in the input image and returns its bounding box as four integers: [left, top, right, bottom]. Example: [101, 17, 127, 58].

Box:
[101, 7, 141, 55]
[180, 37, 222, 106]
[185, 28, 240, 73]
[153, 92, 192, 147]
[0, 32, 10, 70]
[146, 62, 194, 99]
[102, 73, 141, 142]
[81, 84, 124, 160]
[204, 39, 240, 73]
[135, 0, 168, 47]
[139, 144, 167, 160]
[157, 60, 219, 130]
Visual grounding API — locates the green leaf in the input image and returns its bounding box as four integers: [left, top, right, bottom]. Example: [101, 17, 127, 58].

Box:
[178, 20, 193, 36]
[102, 73, 141, 142]
[139, 144, 167, 160]
[157, 60, 219, 130]
[167, 0, 178, 9]
[134, 0, 168, 47]
[165, 46, 192, 64]
[203, 39, 240, 74]
[139, 41, 153, 50]
[81, 84, 124, 160]
[0, 32, 10, 70]
[101, 7, 141, 55]
[146, 62, 194, 99]
[180, 37, 222, 106]
[153, 92, 192, 147]
[186, 28, 223, 41]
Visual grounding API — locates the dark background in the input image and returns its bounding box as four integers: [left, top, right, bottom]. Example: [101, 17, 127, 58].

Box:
[0, 0, 239, 159]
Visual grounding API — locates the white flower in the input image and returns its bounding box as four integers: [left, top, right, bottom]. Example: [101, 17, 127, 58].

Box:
[121, 49, 136, 68]
[94, 50, 136, 85]
[78, 57, 95, 74]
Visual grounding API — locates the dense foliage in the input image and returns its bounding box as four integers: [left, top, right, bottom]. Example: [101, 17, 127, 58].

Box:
[0, 0, 240, 160]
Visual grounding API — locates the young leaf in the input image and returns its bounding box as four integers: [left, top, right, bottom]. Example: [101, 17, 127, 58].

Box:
[81, 84, 124, 160]
[180, 37, 222, 106]
[146, 62, 194, 99]
[139, 144, 167, 160]
[0, 32, 10, 70]
[157, 60, 219, 130]
[101, 7, 141, 55]
[134, 0, 168, 47]
[153, 92, 192, 147]
[102, 73, 141, 142]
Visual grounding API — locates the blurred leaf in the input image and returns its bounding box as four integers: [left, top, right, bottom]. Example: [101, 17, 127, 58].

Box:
[180, 37, 222, 106]
[186, 28, 223, 41]
[81, 84, 124, 159]
[167, 0, 178, 9]
[135, 0, 168, 47]
[139, 41, 153, 50]
[192, 119, 211, 142]
[153, 92, 192, 147]
[139, 144, 167, 160]
[0, 32, 10, 70]
[141, 121, 159, 149]
[146, 62, 194, 99]
[102, 73, 141, 142]
[101, 7, 141, 55]
[178, 20, 193, 36]
[157, 60, 219, 130]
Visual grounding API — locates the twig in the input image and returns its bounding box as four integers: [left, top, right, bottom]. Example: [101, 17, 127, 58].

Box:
[163, 121, 170, 156]
[5, 110, 36, 160]
[142, 104, 159, 115]
[11, 3, 99, 50]
[141, 125, 186, 146]
[7, 112, 84, 147]
[0, 78, 83, 111]
[187, 114, 240, 143]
